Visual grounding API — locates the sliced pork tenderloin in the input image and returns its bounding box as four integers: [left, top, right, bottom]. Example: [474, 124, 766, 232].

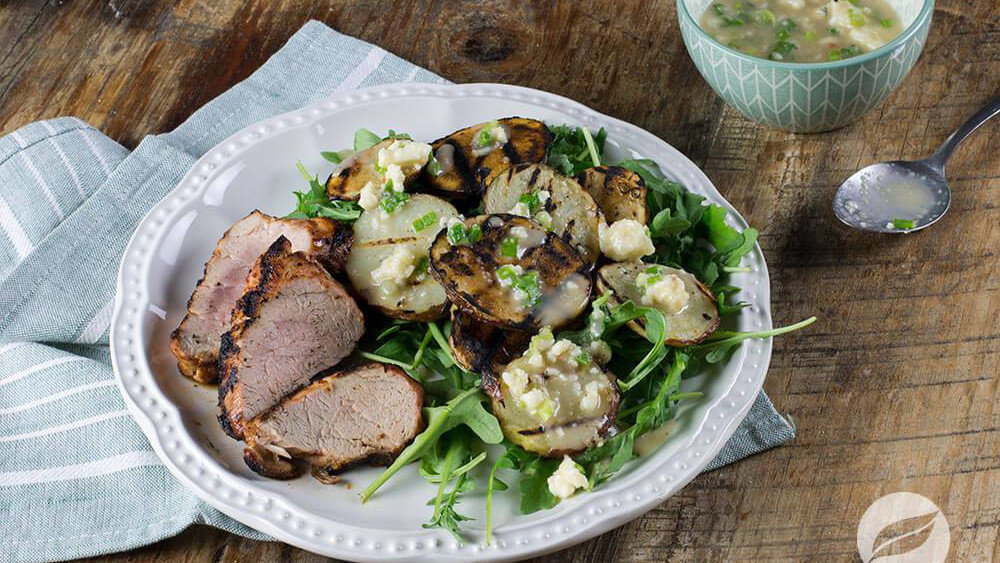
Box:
[218, 236, 364, 440]
[242, 363, 424, 482]
[170, 210, 351, 383]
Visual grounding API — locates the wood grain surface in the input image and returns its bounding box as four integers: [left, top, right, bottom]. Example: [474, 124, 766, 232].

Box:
[2, 0, 998, 561]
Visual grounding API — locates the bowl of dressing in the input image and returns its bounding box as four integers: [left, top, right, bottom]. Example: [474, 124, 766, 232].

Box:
[677, 0, 934, 132]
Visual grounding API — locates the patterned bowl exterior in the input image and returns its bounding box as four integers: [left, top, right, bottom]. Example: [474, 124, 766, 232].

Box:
[678, 0, 934, 133]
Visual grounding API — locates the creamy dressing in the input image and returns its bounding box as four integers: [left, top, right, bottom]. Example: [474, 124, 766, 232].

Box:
[838, 170, 944, 231]
[633, 420, 678, 456]
[700, 0, 903, 63]
[433, 144, 455, 176]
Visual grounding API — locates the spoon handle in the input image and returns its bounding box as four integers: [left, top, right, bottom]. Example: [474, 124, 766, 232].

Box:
[928, 93, 1000, 169]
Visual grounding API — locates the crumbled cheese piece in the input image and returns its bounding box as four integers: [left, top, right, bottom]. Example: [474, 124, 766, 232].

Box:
[547, 456, 588, 499]
[547, 339, 581, 363]
[526, 351, 545, 370]
[371, 246, 417, 286]
[534, 210, 553, 230]
[509, 201, 531, 218]
[491, 123, 510, 145]
[518, 388, 547, 414]
[501, 367, 529, 396]
[510, 225, 545, 257]
[358, 181, 381, 212]
[589, 308, 606, 337]
[377, 139, 432, 170]
[641, 273, 690, 315]
[384, 164, 406, 192]
[580, 381, 604, 413]
[588, 340, 612, 365]
[599, 219, 655, 262]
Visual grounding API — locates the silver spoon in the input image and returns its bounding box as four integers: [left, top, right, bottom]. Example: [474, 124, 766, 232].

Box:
[833, 93, 1000, 233]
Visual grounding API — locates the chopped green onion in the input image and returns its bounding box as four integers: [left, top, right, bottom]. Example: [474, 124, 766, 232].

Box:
[828, 27, 839, 35]
[414, 255, 430, 274]
[518, 190, 542, 215]
[803, 31, 816, 41]
[467, 224, 482, 244]
[713, 4, 725, 16]
[891, 219, 914, 229]
[575, 351, 592, 366]
[879, 18, 893, 28]
[500, 236, 518, 258]
[380, 190, 409, 214]
[447, 222, 482, 245]
[497, 265, 518, 281]
[475, 120, 501, 148]
[753, 8, 775, 25]
[413, 212, 438, 232]
[427, 154, 443, 176]
[848, 8, 866, 27]
[514, 270, 542, 307]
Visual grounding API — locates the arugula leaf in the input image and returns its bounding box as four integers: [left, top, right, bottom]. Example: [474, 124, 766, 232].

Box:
[577, 352, 688, 486]
[546, 124, 607, 176]
[286, 162, 362, 221]
[360, 387, 502, 502]
[694, 316, 817, 364]
[354, 128, 382, 152]
[420, 428, 483, 541]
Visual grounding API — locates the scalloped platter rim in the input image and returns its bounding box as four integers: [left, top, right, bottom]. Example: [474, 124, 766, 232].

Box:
[110, 82, 773, 562]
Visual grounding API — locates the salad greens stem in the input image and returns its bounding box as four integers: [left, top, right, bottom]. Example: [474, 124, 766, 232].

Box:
[358, 351, 412, 370]
[581, 127, 601, 167]
[359, 387, 498, 502]
[427, 322, 456, 366]
[430, 441, 461, 520]
[409, 329, 434, 372]
[703, 316, 817, 343]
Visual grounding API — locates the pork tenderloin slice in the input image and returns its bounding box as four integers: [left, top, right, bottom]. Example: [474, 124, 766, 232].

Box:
[171, 210, 351, 384]
[218, 236, 364, 440]
[243, 363, 425, 481]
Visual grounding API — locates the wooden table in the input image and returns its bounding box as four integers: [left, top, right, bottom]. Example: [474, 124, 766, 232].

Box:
[2, 1, 997, 561]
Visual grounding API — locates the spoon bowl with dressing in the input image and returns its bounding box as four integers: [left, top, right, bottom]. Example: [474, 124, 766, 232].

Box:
[833, 93, 1000, 233]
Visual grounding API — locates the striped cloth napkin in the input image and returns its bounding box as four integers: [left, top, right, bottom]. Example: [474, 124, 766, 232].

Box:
[0, 21, 794, 563]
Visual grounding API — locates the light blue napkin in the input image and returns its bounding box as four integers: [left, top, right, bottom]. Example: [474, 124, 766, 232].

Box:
[0, 21, 794, 563]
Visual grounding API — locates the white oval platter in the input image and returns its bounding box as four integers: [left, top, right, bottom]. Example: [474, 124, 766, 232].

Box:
[110, 82, 772, 562]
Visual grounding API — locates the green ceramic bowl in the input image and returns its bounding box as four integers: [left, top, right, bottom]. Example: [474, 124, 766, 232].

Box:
[678, 0, 934, 132]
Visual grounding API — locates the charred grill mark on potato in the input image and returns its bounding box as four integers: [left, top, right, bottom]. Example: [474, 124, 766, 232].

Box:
[346, 194, 459, 321]
[483, 163, 602, 266]
[450, 309, 531, 374]
[576, 166, 648, 224]
[421, 117, 553, 199]
[428, 214, 591, 330]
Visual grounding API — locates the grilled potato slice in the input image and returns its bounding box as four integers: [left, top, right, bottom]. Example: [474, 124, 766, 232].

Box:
[484, 163, 602, 266]
[576, 166, 648, 224]
[485, 330, 619, 457]
[596, 262, 720, 345]
[422, 117, 553, 200]
[449, 309, 530, 374]
[428, 214, 591, 330]
[346, 194, 459, 320]
[326, 139, 423, 200]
